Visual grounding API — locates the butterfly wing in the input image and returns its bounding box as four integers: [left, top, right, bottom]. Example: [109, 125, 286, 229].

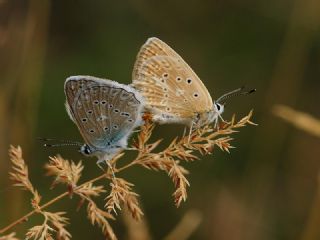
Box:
[132, 38, 213, 124]
[65, 76, 143, 152]
[132, 37, 179, 80]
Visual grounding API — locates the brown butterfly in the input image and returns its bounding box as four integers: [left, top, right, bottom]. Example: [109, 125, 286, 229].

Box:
[132, 37, 255, 128]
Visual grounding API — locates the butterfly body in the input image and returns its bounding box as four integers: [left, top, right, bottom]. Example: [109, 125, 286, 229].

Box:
[150, 103, 223, 127]
[65, 75, 144, 163]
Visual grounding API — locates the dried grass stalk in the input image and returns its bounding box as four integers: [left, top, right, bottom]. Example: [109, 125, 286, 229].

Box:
[169, 163, 190, 207]
[273, 104, 320, 137]
[45, 156, 83, 189]
[87, 201, 116, 240]
[0, 233, 19, 240]
[9, 145, 42, 211]
[123, 110, 256, 207]
[9, 146, 38, 197]
[25, 211, 71, 240]
[105, 178, 143, 221]
[75, 183, 105, 198]
[164, 209, 202, 240]
[1, 111, 255, 239]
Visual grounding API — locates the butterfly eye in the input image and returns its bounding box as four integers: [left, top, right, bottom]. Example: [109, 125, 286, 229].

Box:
[216, 103, 221, 111]
[84, 148, 91, 155]
[81, 145, 91, 155]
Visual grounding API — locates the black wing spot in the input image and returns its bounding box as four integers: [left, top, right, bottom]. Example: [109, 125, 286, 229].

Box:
[94, 100, 99, 105]
[128, 119, 133, 123]
[193, 93, 199, 98]
[163, 73, 169, 78]
[113, 125, 119, 129]
[176, 77, 181, 82]
[101, 100, 106, 105]
[187, 79, 192, 84]
[109, 104, 113, 108]
[82, 118, 87, 122]
[89, 129, 95, 133]
[104, 127, 109, 131]
[87, 110, 93, 114]
[121, 112, 130, 117]
[114, 109, 120, 113]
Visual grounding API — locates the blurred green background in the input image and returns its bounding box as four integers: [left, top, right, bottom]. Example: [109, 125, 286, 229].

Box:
[1, 0, 320, 239]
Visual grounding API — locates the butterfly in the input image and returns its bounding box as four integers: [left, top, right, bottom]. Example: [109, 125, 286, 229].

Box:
[64, 75, 144, 166]
[132, 37, 255, 129]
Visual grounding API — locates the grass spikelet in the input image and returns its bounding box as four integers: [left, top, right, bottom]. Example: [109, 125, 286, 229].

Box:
[87, 201, 116, 240]
[45, 156, 83, 189]
[105, 178, 143, 220]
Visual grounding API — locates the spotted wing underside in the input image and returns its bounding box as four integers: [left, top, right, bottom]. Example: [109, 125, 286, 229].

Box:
[65, 76, 143, 150]
[132, 37, 213, 124]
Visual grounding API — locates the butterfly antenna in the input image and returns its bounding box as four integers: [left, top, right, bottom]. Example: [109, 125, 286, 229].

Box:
[38, 138, 83, 148]
[43, 142, 82, 147]
[216, 86, 256, 104]
[38, 137, 83, 145]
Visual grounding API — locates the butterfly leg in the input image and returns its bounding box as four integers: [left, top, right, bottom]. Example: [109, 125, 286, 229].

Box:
[182, 126, 187, 138]
[214, 114, 227, 129]
[125, 147, 137, 151]
[213, 117, 219, 129]
[187, 121, 195, 143]
[218, 114, 226, 123]
[96, 159, 115, 179]
[96, 160, 106, 171]
[131, 129, 141, 134]
[105, 160, 116, 179]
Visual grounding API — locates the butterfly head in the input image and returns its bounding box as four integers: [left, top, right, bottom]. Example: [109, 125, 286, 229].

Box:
[213, 102, 225, 116]
[79, 144, 94, 157]
[195, 104, 224, 127]
[205, 87, 256, 126]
